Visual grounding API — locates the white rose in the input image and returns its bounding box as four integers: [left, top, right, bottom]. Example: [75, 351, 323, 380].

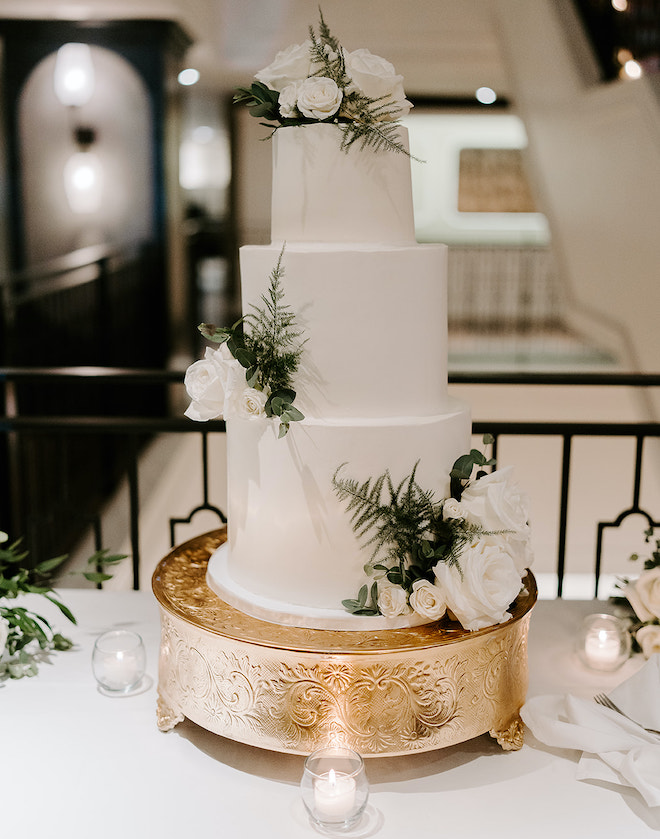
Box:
[221, 362, 249, 420]
[184, 346, 233, 422]
[255, 40, 316, 91]
[635, 624, 660, 659]
[296, 76, 343, 120]
[433, 535, 523, 631]
[624, 568, 660, 622]
[344, 48, 412, 119]
[460, 466, 533, 573]
[442, 498, 467, 521]
[236, 387, 269, 419]
[278, 81, 302, 118]
[409, 579, 446, 621]
[0, 616, 8, 655]
[377, 582, 411, 618]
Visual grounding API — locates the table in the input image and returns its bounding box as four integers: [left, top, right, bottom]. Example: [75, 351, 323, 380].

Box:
[2, 590, 658, 838]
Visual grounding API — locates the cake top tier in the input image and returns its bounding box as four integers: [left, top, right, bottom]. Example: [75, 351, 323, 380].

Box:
[233, 13, 417, 244]
[271, 124, 416, 244]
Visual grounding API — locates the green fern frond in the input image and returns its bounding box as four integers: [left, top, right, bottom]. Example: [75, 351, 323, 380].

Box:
[243, 245, 306, 396]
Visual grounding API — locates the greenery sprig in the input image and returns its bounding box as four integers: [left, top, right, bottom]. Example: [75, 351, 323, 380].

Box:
[233, 11, 412, 157]
[199, 246, 305, 437]
[0, 533, 125, 679]
[333, 436, 495, 615]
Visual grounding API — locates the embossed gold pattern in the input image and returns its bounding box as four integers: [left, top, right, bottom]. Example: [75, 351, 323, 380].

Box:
[153, 530, 536, 756]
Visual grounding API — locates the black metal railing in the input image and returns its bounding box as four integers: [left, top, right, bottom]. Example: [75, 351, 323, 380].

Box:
[2, 367, 660, 597]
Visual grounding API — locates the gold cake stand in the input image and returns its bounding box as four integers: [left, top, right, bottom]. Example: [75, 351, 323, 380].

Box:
[152, 529, 537, 756]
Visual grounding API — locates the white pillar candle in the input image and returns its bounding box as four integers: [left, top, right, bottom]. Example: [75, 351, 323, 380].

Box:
[584, 628, 621, 666]
[96, 650, 142, 690]
[313, 769, 357, 821]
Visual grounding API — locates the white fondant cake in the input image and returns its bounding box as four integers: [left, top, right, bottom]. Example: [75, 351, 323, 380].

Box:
[205, 123, 472, 629]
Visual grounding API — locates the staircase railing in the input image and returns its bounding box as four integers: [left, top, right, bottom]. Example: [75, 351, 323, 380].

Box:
[2, 367, 660, 596]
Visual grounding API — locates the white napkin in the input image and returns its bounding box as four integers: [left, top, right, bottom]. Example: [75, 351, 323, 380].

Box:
[609, 654, 660, 731]
[521, 656, 660, 808]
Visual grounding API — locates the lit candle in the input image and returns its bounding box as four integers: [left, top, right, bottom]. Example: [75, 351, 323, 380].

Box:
[584, 628, 621, 666]
[97, 650, 143, 690]
[92, 630, 146, 693]
[313, 769, 357, 821]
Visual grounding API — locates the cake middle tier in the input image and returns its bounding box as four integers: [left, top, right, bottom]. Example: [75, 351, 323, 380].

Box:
[240, 243, 448, 419]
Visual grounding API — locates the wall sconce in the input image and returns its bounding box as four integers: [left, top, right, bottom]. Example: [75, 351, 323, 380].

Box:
[64, 127, 104, 214]
[54, 43, 95, 107]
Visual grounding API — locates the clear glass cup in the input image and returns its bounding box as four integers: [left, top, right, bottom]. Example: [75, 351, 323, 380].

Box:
[576, 613, 631, 672]
[301, 747, 369, 831]
[92, 630, 146, 694]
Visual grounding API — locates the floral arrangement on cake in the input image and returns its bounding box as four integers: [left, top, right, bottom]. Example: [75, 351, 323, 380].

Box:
[184, 248, 305, 438]
[234, 11, 413, 155]
[333, 438, 534, 631]
[0, 530, 124, 679]
[613, 527, 660, 658]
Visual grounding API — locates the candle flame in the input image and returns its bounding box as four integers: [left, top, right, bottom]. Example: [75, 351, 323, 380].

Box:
[328, 769, 336, 788]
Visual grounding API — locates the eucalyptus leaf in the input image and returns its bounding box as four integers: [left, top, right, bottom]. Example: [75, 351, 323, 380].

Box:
[246, 366, 260, 388]
[82, 571, 113, 584]
[44, 594, 77, 625]
[235, 347, 257, 369]
[34, 554, 68, 574]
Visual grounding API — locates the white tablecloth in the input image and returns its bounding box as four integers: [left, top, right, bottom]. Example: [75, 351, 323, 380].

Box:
[2, 591, 659, 838]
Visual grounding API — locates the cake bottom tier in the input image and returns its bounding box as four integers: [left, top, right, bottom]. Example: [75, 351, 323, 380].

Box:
[155, 531, 536, 756]
[207, 400, 471, 629]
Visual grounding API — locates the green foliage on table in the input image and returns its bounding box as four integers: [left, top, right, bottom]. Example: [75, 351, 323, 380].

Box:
[0, 532, 125, 679]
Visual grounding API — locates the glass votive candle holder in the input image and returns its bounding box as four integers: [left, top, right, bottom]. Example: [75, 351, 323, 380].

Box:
[301, 746, 369, 831]
[576, 613, 631, 672]
[92, 630, 146, 694]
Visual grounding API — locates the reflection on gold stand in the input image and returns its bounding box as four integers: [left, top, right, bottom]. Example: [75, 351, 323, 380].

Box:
[153, 529, 536, 756]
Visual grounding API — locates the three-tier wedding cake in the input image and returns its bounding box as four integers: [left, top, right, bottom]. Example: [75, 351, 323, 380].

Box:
[184, 15, 532, 635]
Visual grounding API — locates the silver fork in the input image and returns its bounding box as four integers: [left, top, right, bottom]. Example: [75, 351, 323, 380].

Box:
[594, 693, 660, 735]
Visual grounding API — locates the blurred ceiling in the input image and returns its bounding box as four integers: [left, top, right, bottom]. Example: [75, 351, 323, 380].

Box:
[0, 0, 511, 98]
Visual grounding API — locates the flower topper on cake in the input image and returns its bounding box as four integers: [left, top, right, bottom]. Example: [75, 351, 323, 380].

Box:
[184, 247, 305, 438]
[333, 437, 534, 631]
[234, 10, 413, 155]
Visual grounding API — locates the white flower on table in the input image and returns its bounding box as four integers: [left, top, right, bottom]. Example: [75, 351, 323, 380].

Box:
[377, 581, 411, 618]
[296, 77, 343, 120]
[624, 567, 660, 623]
[409, 579, 446, 621]
[343, 48, 412, 119]
[255, 40, 317, 91]
[635, 624, 660, 659]
[433, 535, 523, 631]
[460, 466, 533, 574]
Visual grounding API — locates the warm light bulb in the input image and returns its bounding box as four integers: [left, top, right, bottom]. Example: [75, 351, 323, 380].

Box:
[63, 151, 104, 213]
[54, 43, 95, 107]
[178, 68, 200, 86]
[623, 59, 643, 79]
[476, 86, 497, 105]
[611, 0, 628, 11]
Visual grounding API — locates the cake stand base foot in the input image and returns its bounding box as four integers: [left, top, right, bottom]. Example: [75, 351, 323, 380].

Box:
[489, 715, 525, 751]
[157, 689, 185, 732]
